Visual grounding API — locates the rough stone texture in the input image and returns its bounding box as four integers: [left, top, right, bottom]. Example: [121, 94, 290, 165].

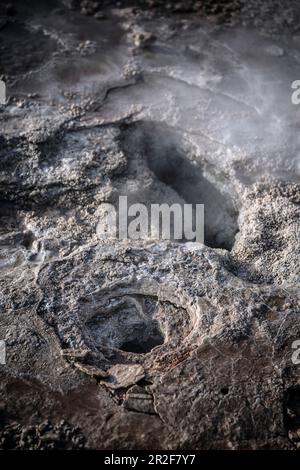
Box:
[0, 0, 299, 450]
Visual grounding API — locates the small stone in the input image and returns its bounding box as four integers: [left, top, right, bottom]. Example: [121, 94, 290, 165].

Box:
[124, 385, 156, 414]
[94, 11, 105, 20]
[80, 7, 89, 15]
[73, 362, 108, 378]
[103, 364, 145, 389]
[133, 31, 156, 49]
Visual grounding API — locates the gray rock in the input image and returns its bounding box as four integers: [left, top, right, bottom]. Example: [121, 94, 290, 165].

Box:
[103, 364, 145, 389]
[124, 385, 156, 414]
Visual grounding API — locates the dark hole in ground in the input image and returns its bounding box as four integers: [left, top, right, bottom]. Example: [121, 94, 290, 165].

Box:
[84, 295, 165, 355]
[139, 123, 239, 250]
[120, 320, 164, 354]
[221, 387, 229, 395]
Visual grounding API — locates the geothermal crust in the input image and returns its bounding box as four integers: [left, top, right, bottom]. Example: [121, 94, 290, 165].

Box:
[0, 0, 299, 449]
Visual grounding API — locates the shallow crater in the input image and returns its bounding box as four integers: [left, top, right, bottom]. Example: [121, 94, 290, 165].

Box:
[84, 294, 165, 354]
[82, 291, 194, 358]
[127, 122, 239, 250]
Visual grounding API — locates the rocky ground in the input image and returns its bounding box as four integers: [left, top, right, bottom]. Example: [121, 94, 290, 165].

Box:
[0, 0, 299, 450]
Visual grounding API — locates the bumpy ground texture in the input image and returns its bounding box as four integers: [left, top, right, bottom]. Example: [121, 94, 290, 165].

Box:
[0, 0, 299, 450]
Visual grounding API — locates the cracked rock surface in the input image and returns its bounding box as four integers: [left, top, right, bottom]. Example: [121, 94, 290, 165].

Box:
[0, 0, 299, 449]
